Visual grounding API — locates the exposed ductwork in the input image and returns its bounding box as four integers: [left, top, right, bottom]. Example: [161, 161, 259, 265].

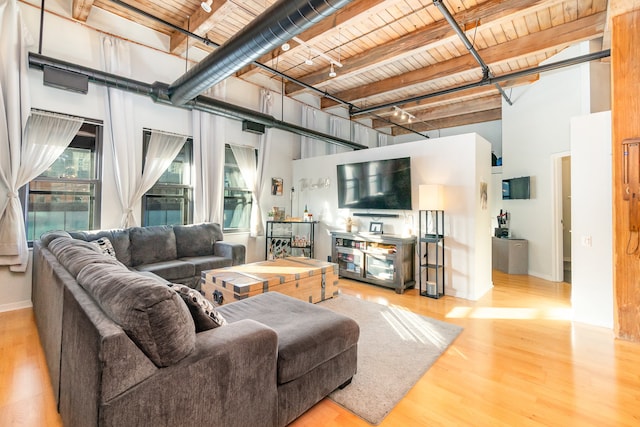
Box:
[168, 0, 354, 105]
[28, 53, 368, 150]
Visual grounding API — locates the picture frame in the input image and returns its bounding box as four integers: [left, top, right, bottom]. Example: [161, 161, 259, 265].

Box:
[369, 222, 383, 234]
[271, 177, 283, 196]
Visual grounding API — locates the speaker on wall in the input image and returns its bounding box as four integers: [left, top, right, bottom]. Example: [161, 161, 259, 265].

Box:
[43, 66, 89, 94]
[242, 120, 265, 135]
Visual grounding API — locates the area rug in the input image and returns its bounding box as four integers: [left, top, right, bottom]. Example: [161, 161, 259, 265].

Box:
[319, 295, 463, 425]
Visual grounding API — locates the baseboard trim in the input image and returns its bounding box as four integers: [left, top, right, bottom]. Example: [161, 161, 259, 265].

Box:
[0, 300, 32, 313]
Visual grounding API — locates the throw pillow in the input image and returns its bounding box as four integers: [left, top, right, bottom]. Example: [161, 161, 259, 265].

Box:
[170, 284, 227, 332]
[90, 237, 117, 258]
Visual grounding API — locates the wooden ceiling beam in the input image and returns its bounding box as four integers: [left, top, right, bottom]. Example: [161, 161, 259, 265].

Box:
[372, 94, 502, 129]
[169, 0, 227, 55]
[235, 0, 391, 78]
[321, 11, 605, 110]
[72, 0, 95, 21]
[286, 0, 570, 96]
[391, 109, 502, 135]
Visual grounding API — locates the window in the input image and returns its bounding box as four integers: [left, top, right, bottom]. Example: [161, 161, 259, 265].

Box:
[223, 144, 255, 232]
[23, 122, 102, 241]
[141, 130, 193, 226]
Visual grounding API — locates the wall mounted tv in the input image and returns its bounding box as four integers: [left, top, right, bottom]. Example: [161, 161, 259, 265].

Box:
[336, 157, 412, 210]
[502, 176, 531, 200]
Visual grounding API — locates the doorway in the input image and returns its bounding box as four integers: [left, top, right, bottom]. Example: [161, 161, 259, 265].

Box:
[561, 156, 571, 283]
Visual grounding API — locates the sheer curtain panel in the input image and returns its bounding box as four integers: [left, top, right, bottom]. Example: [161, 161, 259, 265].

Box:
[0, 111, 83, 271]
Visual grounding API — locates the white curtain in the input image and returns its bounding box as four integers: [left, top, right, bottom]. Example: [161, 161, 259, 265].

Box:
[252, 88, 273, 237]
[353, 122, 372, 148]
[301, 105, 327, 159]
[193, 81, 226, 224]
[0, 0, 32, 271]
[101, 36, 139, 227]
[124, 130, 186, 226]
[0, 111, 83, 271]
[230, 145, 257, 234]
[377, 133, 390, 147]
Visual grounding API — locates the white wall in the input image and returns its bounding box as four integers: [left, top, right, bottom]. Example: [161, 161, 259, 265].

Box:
[501, 42, 595, 280]
[396, 119, 503, 158]
[0, 1, 384, 310]
[570, 111, 613, 328]
[292, 134, 493, 300]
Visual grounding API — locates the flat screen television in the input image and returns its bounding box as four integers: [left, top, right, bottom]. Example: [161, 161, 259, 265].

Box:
[336, 157, 412, 210]
[502, 176, 530, 199]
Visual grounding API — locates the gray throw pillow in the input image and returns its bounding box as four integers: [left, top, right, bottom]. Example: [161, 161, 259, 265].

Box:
[170, 284, 227, 332]
[77, 263, 196, 367]
[174, 223, 223, 258]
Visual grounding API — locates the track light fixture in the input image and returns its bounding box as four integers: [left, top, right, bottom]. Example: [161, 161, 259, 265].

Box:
[329, 63, 337, 78]
[201, 0, 212, 13]
[305, 48, 313, 65]
[281, 42, 291, 51]
[392, 106, 415, 122]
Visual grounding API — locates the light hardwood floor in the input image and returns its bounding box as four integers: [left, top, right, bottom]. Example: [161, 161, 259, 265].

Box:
[1, 271, 639, 426]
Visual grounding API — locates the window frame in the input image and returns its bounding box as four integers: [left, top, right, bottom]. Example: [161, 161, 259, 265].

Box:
[21, 118, 103, 244]
[140, 129, 194, 227]
[223, 143, 256, 234]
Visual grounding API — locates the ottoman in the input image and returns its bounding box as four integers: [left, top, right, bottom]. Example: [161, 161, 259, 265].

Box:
[218, 292, 359, 425]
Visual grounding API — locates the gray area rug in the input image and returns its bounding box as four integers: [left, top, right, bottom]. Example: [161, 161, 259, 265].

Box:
[320, 295, 463, 425]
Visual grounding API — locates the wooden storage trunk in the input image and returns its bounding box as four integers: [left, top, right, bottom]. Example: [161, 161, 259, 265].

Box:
[201, 257, 339, 305]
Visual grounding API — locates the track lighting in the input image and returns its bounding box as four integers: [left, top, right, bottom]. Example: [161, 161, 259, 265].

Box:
[305, 49, 313, 65]
[281, 42, 290, 51]
[329, 63, 336, 78]
[201, 0, 212, 13]
[392, 106, 415, 122]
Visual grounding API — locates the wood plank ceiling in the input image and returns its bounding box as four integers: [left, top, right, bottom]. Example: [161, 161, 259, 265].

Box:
[71, 0, 610, 136]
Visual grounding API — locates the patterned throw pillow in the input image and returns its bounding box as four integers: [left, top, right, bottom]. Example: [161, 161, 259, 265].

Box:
[170, 284, 227, 332]
[90, 237, 117, 258]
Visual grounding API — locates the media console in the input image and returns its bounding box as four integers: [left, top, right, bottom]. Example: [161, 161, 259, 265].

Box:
[331, 231, 416, 294]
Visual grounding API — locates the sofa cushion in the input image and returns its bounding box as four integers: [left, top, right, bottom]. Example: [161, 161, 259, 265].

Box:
[134, 260, 195, 282]
[48, 237, 126, 277]
[40, 230, 72, 247]
[218, 292, 360, 384]
[76, 263, 196, 367]
[169, 284, 227, 332]
[69, 229, 133, 266]
[178, 255, 232, 277]
[174, 223, 223, 258]
[130, 225, 177, 267]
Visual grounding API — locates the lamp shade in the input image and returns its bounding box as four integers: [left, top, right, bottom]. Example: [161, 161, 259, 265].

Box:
[419, 184, 444, 210]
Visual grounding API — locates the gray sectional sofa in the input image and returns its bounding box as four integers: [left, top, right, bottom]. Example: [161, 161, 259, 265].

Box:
[32, 223, 359, 427]
[67, 222, 245, 288]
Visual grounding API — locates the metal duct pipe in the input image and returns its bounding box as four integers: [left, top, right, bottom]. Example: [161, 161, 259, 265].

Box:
[433, 0, 512, 105]
[351, 49, 610, 117]
[29, 52, 367, 150]
[168, 0, 353, 105]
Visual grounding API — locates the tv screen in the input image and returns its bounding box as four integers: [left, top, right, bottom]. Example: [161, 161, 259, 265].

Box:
[502, 176, 530, 199]
[336, 157, 412, 210]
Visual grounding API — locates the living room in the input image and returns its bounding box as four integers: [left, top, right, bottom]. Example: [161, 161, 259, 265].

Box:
[1, 0, 640, 425]
[0, 0, 615, 326]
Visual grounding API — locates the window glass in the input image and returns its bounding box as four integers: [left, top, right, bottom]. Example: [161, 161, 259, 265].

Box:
[24, 122, 102, 241]
[141, 131, 193, 226]
[223, 144, 255, 232]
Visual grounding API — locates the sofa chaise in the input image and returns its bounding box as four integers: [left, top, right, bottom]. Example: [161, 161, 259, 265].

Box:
[31, 225, 359, 427]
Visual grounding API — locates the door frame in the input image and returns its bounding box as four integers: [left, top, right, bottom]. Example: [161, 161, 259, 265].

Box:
[551, 151, 571, 282]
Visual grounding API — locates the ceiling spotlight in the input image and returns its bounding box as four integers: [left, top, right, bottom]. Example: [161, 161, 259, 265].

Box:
[305, 48, 313, 65]
[329, 63, 336, 78]
[401, 112, 406, 120]
[408, 116, 412, 123]
[393, 107, 399, 117]
[281, 42, 290, 51]
[201, 0, 212, 13]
